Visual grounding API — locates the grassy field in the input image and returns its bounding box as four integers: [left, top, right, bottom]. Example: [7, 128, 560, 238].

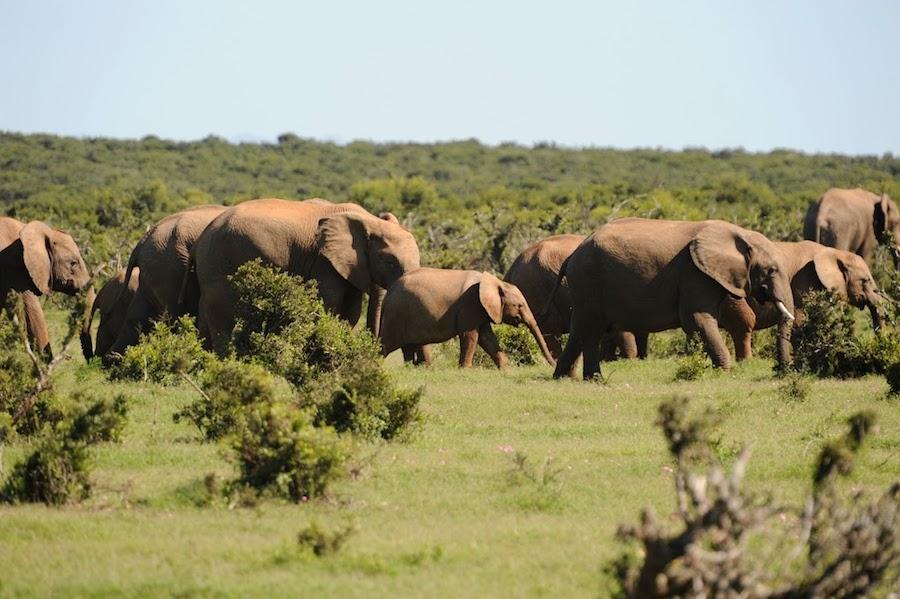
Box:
[1, 317, 898, 598]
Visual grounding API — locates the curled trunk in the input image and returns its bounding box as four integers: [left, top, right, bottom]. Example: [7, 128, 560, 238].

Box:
[523, 312, 556, 366]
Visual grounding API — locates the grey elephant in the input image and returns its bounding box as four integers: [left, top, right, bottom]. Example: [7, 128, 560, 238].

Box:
[81, 269, 139, 360]
[189, 198, 420, 353]
[379, 268, 556, 368]
[804, 187, 900, 267]
[504, 233, 640, 361]
[101, 204, 227, 362]
[717, 241, 883, 361]
[552, 218, 795, 380]
[0, 217, 90, 355]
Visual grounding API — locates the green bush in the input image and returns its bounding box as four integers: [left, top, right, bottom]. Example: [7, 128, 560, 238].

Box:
[791, 291, 868, 378]
[1, 394, 128, 505]
[296, 520, 356, 557]
[673, 337, 712, 381]
[229, 261, 422, 440]
[110, 316, 211, 384]
[472, 324, 539, 367]
[778, 371, 813, 403]
[229, 401, 347, 502]
[174, 360, 279, 441]
[0, 312, 39, 428]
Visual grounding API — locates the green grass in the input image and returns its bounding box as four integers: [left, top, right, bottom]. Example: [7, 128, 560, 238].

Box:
[1, 335, 898, 597]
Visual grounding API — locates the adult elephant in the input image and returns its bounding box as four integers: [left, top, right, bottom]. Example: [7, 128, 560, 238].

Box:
[0, 217, 90, 356]
[718, 241, 883, 362]
[504, 234, 639, 360]
[190, 198, 420, 353]
[81, 269, 138, 360]
[552, 218, 795, 380]
[804, 187, 900, 267]
[103, 204, 227, 362]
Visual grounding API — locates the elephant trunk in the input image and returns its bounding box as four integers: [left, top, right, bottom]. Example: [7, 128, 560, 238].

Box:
[869, 301, 883, 332]
[367, 284, 386, 337]
[80, 285, 97, 361]
[523, 311, 556, 366]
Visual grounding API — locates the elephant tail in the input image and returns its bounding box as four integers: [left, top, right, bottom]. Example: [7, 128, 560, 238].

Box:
[540, 256, 569, 321]
[118, 243, 141, 306]
[80, 284, 98, 361]
[177, 252, 200, 316]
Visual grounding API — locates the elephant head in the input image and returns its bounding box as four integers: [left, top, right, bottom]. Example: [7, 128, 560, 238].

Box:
[19, 221, 90, 295]
[317, 212, 420, 291]
[874, 193, 900, 267]
[690, 222, 795, 320]
[478, 272, 556, 365]
[813, 249, 883, 329]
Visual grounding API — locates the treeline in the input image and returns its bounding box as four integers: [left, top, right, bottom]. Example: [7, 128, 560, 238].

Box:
[2, 131, 900, 275]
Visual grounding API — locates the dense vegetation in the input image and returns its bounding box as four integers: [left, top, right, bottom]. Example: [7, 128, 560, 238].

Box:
[3, 132, 899, 276]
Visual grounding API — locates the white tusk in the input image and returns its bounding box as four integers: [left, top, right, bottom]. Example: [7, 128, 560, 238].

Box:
[776, 301, 794, 321]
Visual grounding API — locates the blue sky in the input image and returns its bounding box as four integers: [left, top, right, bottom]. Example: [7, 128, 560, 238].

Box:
[1, 1, 897, 154]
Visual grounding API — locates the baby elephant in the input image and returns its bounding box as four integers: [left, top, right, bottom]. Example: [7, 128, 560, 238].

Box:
[379, 268, 556, 368]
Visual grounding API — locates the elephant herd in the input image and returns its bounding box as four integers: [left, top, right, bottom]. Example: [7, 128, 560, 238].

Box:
[2, 187, 898, 383]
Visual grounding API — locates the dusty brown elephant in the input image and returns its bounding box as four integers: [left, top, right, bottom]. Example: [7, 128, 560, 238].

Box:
[718, 241, 883, 362]
[81, 269, 139, 360]
[552, 218, 795, 380]
[504, 233, 639, 360]
[379, 268, 556, 368]
[804, 187, 900, 267]
[102, 205, 227, 362]
[190, 198, 420, 353]
[0, 217, 90, 356]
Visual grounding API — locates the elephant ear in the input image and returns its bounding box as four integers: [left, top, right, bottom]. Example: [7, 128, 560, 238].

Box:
[478, 272, 504, 324]
[19, 221, 52, 295]
[813, 252, 849, 298]
[874, 194, 889, 240]
[317, 213, 371, 292]
[689, 223, 751, 298]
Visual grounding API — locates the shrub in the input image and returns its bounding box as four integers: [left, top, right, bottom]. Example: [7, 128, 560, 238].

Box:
[229, 261, 422, 440]
[296, 520, 356, 557]
[1, 394, 128, 505]
[174, 360, 279, 441]
[607, 396, 899, 598]
[778, 371, 813, 403]
[790, 291, 869, 378]
[471, 324, 539, 367]
[672, 337, 712, 381]
[0, 312, 40, 428]
[109, 316, 211, 384]
[229, 401, 347, 502]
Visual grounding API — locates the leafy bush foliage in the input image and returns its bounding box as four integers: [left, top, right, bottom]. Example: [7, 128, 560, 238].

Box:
[229, 401, 347, 502]
[672, 336, 712, 381]
[778, 371, 813, 403]
[174, 360, 279, 441]
[0, 311, 39, 429]
[296, 520, 357, 557]
[109, 316, 210, 384]
[1, 394, 128, 505]
[229, 261, 421, 440]
[471, 324, 540, 367]
[607, 396, 899, 598]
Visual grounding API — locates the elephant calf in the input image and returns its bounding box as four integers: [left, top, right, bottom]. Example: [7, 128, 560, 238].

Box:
[81, 269, 139, 361]
[379, 268, 556, 368]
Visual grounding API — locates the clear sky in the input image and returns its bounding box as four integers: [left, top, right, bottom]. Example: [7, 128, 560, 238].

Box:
[1, 0, 897, 154]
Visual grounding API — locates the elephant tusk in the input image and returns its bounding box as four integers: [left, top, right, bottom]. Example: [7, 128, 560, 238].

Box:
[776, 301, 794, 321]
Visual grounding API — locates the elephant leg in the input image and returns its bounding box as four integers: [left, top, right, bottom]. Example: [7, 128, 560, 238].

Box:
[477, 324, 509, 369]
[634, 332, 649, 359]
[401, 345, 417, 365]
[414, 345, 432, 366]
[554, 327, 582, 379]
[719, 296, 755, 361]
[107, 292, 158, 362]
[198, 286, 234, 355]
[21, 291, 52, 358]
[545, 335, 563, 359]
[599, 334, 618, 361]
[616, 331, 638, 359]
[683, 311, 731, 370]
[366, 284, 386, 337]
[458, 329, 480, 368]
[581, 332, 602, 380]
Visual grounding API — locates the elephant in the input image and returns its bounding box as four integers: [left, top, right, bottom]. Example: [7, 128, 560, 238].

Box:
[80, 269, 138, 360]
[0, 217, 90, 356]
[504, 233, 640, 361]
[717, 241, 883, 362]
[102, 204, 227, 362]
[804, 187, 900, 267]
[189, 198, 420, 353]
[552, 218, 795, 380]
[379, 268, 556, 368]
